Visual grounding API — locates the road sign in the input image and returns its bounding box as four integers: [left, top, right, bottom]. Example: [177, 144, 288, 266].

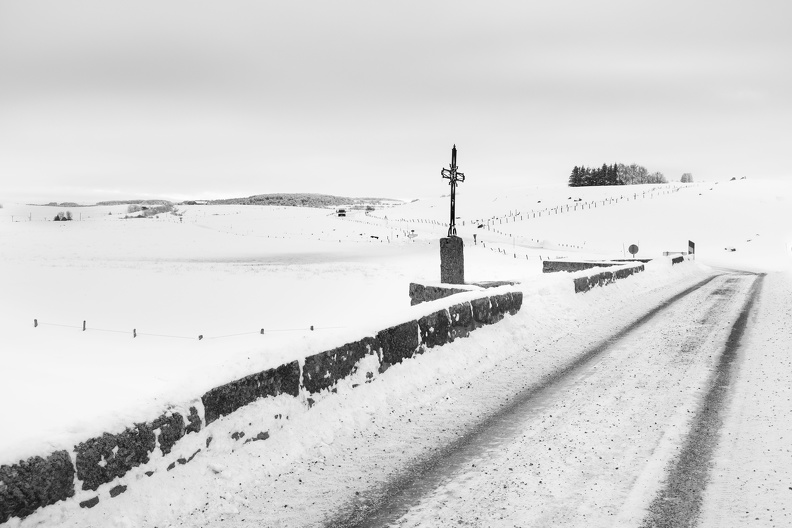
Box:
[628, 244, 639, 256]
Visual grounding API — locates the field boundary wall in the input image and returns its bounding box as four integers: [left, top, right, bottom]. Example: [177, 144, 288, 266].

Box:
[573, 264, 646, 293]
[543, 259, 653, 274]
[0, 290, 523, 524]
[572, 255, 689, 294]
[408, 280, 517, 305]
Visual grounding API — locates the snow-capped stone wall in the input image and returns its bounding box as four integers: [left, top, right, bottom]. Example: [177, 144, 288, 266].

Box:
[0, 290, 523, 525]
[573, 264, 646, 293]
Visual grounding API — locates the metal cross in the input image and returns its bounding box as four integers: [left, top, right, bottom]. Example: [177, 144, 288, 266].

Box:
[440, 144, 465, 237]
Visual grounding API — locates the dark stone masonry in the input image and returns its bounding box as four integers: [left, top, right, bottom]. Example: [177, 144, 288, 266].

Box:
[543, 260, 621, 273]
[543, 259, 652, 273]
[377, 320, 422, 370]
[151, 412, 186, 456]
[409, 280, 517, 306]
[409, 282, 469, 306]
[418, 309, 453, 349]
[74, 423, 156, 492]
[202, 361, 301, 425]
[574, 264, 645, 293]
[470, 297, 494, 325]
[79, 496, 99, 509]
[448, 301, 475, 338]
[0, 450, 75, 523]
[303, 337, 380, 394]
[108, 484, 127, 498]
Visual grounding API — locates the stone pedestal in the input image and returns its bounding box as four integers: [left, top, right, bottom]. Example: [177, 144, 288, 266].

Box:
[440, 236, 464, 284]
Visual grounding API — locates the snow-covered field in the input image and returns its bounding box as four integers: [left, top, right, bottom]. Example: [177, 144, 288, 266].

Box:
[1, 178, 791, 526]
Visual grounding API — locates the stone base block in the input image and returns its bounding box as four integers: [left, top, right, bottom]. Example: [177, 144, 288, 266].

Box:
[440, 236, 464, 284]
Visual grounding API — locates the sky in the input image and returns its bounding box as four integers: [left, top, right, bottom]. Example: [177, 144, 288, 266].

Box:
[1, 0, 790, 203]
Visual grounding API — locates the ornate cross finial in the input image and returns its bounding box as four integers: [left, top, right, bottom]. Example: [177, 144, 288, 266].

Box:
[441, 144, 465, 237]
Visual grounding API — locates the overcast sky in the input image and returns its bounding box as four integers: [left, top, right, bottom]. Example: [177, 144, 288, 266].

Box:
[1, 0, 790, 202]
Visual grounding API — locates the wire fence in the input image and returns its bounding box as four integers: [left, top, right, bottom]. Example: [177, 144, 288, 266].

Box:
[352, 185, 695, 259]
[364, 185, 688, 234]
[32, 319, 345, 341]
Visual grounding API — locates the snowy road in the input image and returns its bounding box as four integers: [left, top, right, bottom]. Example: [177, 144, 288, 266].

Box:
[322, 273, 762, 527]
[697, 273, 792, 528]
[159, 270, 761, 528]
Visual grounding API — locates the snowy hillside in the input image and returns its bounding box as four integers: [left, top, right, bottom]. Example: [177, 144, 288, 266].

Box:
[0, 178, 790, 470]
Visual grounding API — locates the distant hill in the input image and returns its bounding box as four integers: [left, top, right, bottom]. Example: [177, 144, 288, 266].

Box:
[207, 193, 400, 208]
[95, 199, 172, 206]
[28, 195, 401, 209]
[35, 202, 85, 208]
[30, 199, 173, 207]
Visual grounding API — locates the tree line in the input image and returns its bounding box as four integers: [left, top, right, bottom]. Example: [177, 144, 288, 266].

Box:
[568, 164, 621, 186]
[569, 164, 684, 187]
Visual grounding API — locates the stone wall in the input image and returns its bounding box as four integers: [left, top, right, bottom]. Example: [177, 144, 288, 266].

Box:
[409, 283, 472, 306]
[0, 289, 523, 525]
[0, 451, 74, 521]
[543, 259, 652, 273]
[573, 264, 645, 293]
[409, 281, 517, 306]
[542, 261, 621, 273]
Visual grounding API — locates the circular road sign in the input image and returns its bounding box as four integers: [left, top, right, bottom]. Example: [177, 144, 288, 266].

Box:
[628, 244, 639, 256]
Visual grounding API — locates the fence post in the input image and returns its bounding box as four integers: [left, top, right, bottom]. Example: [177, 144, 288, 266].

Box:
[83, 321, 86, 332]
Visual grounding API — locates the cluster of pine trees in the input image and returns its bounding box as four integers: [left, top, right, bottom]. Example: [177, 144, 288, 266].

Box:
[568, 164, 621, 187]
[568, 163, 668, 187]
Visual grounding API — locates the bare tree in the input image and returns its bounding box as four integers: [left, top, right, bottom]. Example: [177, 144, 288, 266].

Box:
[617, 164, 668, 185]
[617, 163, 649, 184]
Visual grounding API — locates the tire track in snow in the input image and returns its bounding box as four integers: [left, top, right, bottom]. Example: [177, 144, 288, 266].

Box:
[324, 274, 735, 528]
[696, 272, 792, 527]
[639, 273, 764, 528]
